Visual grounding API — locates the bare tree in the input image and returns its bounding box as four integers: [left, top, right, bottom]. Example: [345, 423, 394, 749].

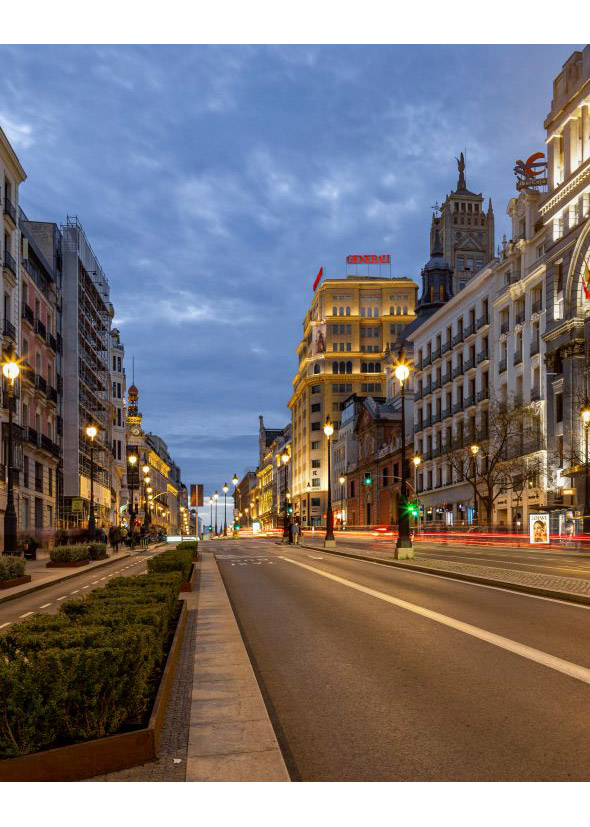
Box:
[446, 398, 544, 528]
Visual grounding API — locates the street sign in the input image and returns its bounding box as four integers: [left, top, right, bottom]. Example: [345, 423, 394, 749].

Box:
[72, 498, 83, 513]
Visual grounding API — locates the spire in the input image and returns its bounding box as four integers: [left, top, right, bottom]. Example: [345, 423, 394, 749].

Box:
[432, 225, 443, 257]
[488, 197, 494, 214]
[456, 151, 466, 191]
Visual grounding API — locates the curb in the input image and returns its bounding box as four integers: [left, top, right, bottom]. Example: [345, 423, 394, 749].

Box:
[295, 543, 590, 607]
[0, 552, 132, 606]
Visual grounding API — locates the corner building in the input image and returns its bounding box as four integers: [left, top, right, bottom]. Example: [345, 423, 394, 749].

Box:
[289, 276, 418, 526]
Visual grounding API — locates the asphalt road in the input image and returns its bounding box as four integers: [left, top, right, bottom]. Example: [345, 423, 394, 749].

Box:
[215, 537, 590, 781]
[0, 550, 158, 628]
[299, 533, 590, 579]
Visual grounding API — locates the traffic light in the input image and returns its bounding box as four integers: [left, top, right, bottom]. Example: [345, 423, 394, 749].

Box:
[364, 472, 372, 486]
[287, 505, 293, 515]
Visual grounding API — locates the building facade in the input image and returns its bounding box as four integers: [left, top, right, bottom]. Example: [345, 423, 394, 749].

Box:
[289, 276, 418, 527]
[109, 327, 126, 526]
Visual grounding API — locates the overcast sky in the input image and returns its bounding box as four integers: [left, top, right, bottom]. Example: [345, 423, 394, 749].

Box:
[0, 44, 579, 495]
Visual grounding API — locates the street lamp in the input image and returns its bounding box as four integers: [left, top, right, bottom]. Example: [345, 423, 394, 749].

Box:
[306, 481, 311, 530]
[142, 469, 152, 530]
[232, 473, 238, 530]
[581, 401, 590, 533]
[2, 359, 19, 554]
[244, 506, 249, 527]
[339, 475, 346, 530]
[394, 355, 413, 558]
[85, 425, 98, 541]
[223, 482, 229, 536]
[128, 453, 138, 548]
[469, 444, 479, 526]
[213, 491, 219, 536]
[323, 416, 335, 547]
[281, 450, 290, 541]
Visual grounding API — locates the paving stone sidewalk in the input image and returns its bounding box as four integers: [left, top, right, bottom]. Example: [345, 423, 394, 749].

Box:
[299, 540, 590, 598]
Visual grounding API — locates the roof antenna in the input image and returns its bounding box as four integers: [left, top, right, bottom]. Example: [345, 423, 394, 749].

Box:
[132, 355, 135, 386]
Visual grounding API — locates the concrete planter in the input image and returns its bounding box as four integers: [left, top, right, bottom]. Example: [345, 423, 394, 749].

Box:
[180, 562, 197, 592]
[0, 601, 187, 782]
[0, 575, 32, 590]
[46, 560, 90, 568]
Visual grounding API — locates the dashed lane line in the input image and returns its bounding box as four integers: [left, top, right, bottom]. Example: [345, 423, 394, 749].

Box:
[56, 596, 68, 601]
[281, 556, 590, 687]
[19, 612, 34, 618]
[70, 590, 79, 594]
[0, 622, 11, 628]
[39, 603, 52, 608]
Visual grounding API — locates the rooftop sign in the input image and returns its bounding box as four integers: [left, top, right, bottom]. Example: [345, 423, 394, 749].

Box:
[347, 255, 391, 265]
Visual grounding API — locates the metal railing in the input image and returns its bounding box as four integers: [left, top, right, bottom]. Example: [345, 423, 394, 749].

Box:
[3, 250, 16, 276]
[476, 351, 489, 364]
[499, 358, 507, 373]
[477, 314, 489, 329]
[3, 319, 16, 341]
[3, 198, 16, 223]
[530, 340, 540, 356]
[21, 303, 34, 326]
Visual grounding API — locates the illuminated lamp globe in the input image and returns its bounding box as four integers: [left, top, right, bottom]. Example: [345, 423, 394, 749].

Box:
[470, 444, 480, 456]
[85, 425, 97, 439]
[2, 361, 19, 381]
[323, 416, 334, 438]
[128, 455, 138, 466]
[339, 476, 346, 485]
[232, 474, 238, 486]
[413, 456, 422, 467]
[581, 401, 590, 426]
[394, 362, 410, 384]
[223, 483, 229, 493]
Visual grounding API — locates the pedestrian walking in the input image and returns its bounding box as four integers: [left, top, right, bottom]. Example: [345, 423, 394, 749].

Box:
[292, 519, 300, 545]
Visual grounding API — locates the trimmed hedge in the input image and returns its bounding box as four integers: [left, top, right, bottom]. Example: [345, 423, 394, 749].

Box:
[0, 557, 26, 583]
[0, 572, 181, 758]
[175, 541, 198, 552]
[147, 548, 193, 581]
[49, 545, 90, 563]
[88, 542, 107, 561]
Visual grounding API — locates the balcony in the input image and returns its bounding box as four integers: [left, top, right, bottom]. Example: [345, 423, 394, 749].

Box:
[423, 355, 432, 367]
[531, 300, 543, 314]
[500, 322, 510, 335]
[3, 319, 16, 342]
[432, 412, 441, 424]
[476, 428, 489, 442]
[442, 408, 451, 420]
[432, 347, 441, 361]
[464, 395, 475, 408]
[3, 198, 16, 226]
[432, 447, 441, 458]
[442, 372, 452, 385]
[476, 388, 489, 403]
[464, 324, 475, 339]
[48, 386, 58, 404]
[452, 332, 464, 347]
[414, 423, 423, 435]
[513, 351, 523, 366]
[515, 311, 525, 324]
[21, 303, 34, 326]
[35, 374, 47, 394]
[464, 358, 475, 371]
[530, 387, 542, 401]
[442, 341, 452, 354]
[48, 333, 57, 352]
[452, 365, 463, 379]
[452, 401, 463, 414]
[431, 378, 440, 392]
[3, 250, 16, 277]
[423, 415, 432, 428]
[476, 314, 489, 330]
[27, 427, 39, 447]
[476, 351, 489, 365]
[415, 388, 423, 401]
[499, 358, 507, 373]
[35, 318, 46, 339]
[530, 340, 540, 356]
[423, 383, 432, 396]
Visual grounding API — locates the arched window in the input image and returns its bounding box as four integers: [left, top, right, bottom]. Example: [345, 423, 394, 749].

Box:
[390, 306, 394, 315]
[429, 286, 434, 302]
[339, 361, 345, 374]
[332, 306, 337, 316]
[346, 306, 351, 316]
[346, 361, 352, 374]
[314, 364, 321, 374]
[368, 363, 374, 373]
[374, 307, 379, 317]
[376, 362, 381, 372]
[339, 307, 344, 316]
[332, 362, 338, 374]
[361, 362, 367, 373]
[396, 306, 401, 315]
[403, 305, 408, 314]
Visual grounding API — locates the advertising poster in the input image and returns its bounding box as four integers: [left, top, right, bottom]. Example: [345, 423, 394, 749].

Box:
[529, 513, 549, 544]
[312, 323, 326, 355]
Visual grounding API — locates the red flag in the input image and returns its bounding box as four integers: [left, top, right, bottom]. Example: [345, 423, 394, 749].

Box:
[313, 267, 323, 291]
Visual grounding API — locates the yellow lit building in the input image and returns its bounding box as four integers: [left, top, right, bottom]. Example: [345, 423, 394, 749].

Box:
[289, 276, 418, 526]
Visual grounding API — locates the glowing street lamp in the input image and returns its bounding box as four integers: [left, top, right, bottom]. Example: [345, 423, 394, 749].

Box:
[394, 353, 413, 558]
[85, 424, 98, 541]
[2, 358, 20, 553]
[127, 453, 138, 548]
[324, 416, 335, 546]
[470, 444, 480, 525]
[213, 491, 219, 536]
[223, 482, 229, 536]
[339, 475, 346, 530]
[232, 473, 239, 530]
[281, 450, 291, 541]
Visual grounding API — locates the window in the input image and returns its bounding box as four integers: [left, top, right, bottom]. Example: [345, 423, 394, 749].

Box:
[21, 497, 29, 527]
[312, 478, 321, 488]
[313, 364, 320, 374]
[311, 497, 321, 506]
[311, 385, 320, 394]
[312, 460, 321, 468]
[332, 306, 337, 316]
[23, 456, 29, 488]
[113, 355, 117, 371]
[311, 422, 321, 431]
[311, 403, 321, 412]
[117, 356, 121, 372]
[311, 441, 320, 450]
[48, 467, 53, 496]
[555, 393, 563, 423]
[35, 461, 43, 493]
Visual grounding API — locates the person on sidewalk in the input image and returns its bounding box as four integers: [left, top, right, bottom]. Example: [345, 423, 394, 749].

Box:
[292, 519, 300, 545]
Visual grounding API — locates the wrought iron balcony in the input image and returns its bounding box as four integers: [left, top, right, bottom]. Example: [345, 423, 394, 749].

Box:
[21, 303, 34, 326]
[35, 374, 47, 394]
[530, 386, 542, 401]
[532, 300, 543, 314]
[530, 340, 540, 356]
[464, 324, 475, 338]
[432, 347, 441, 361]
[3, 319, 16, 342]
[442, 372, 452, 385]
[35, 318, 46, 339]
[442, 341, 452, 354]
[515, 311, 525, 324]
[442, 408, 451, 420]
[3, 198, 16, 224]
[464, 358, 475, 371]
[452, 401, 463, 414]
[499, 358, 507, 373]
[452, 332, 464, 346]
[513, 351, 523, 366]
[48, 333, 57, 352]
[500, 322, 509, 335]
[476, 314, 489, 329]
[476, 388, 489, 403]
[476, 351, 489, 365]
[3, 250, 16, 277]
[464, 395, 475, 408]
[452, 365, 463, 379]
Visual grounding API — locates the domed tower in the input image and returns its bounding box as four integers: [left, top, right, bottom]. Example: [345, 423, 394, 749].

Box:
[127, 383, 143, 440]
[416, 224, 454, 319]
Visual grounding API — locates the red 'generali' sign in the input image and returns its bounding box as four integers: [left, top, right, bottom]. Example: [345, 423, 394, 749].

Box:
[347, 254, 391, 265]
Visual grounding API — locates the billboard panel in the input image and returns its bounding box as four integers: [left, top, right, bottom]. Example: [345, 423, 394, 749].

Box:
[529, 513, 549, 544]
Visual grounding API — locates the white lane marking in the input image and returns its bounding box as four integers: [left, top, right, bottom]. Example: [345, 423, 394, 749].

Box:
[82, 585, 90, 589]
[99, 578, 106, 581]
[19, 612, 34, 618]
[280, 556, 590, 685]
[0, 622, 12, 628]
[92, 580, 99, 584]
[39, 603, 52, 608]
[417, 552, 590, 574]
[70, 590, 79, 594]
[56, 596, 68, 600]
[309, 555, 323, 560]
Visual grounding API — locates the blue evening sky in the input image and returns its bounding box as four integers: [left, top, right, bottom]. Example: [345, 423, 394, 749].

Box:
[0, 44, 578, 496]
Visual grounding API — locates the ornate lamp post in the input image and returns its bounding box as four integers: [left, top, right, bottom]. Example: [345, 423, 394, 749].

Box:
[469, 444, 479, 526]
[581, 401, 590, 534]
[2, 358, 19, 554]
[281, 450, 290, 540]
[339, 475, 346, 530]
[394, 356, 413, 558]
[85, 424, 98, 541]
[127, 453, 138, 548]
[323, 416, 335, 547]
[244, 506, 249, 527]
[232, 474, 238, 530]
[223, 482, 229, 536]
[213, 490, 219, 536]
[142, 465, 151, 531]
[307, 481, 311, 530]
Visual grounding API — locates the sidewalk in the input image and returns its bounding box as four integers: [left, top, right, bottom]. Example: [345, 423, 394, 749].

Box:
[0, 543, 165, 605]
[296, 537, 590, 605]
